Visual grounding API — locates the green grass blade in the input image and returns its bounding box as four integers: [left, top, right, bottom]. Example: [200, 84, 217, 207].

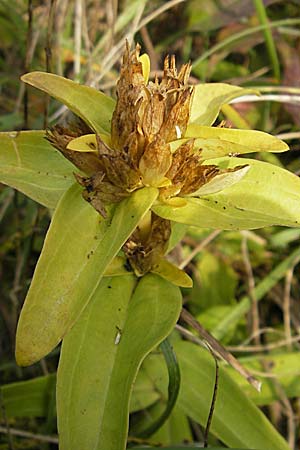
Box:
[253, 0, 280, 80]
[136, 339, 181, 438]
[212, 246, 300, 340]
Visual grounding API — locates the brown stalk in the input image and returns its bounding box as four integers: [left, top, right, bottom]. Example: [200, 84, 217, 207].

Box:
[24, 0, 33, 129]
[44, 0, 57, 128]
[242, 232, 261, 346]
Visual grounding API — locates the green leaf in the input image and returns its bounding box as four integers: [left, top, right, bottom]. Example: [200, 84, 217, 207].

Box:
[184, 124, 289, 154]
[153, 157, 300, 230]
[15, 184, 158, 366]
[189, 83, 258, 126]
[132, 447, 264, 449]
[21, 72, 115, 134]
[212, 246, 300, 340]
[192, 252, 237, 311]
[0, 131, 74, 208]
[175, 341, 291, 450]
[1, 374, 55, 418]
[149, 405, 192, 446]
[151, 259, 193, 288]
[226, 351, 300, 406]
[57, 274, 182, 450]
[136, 339, 181, 438]
[66, 133, 110, 152]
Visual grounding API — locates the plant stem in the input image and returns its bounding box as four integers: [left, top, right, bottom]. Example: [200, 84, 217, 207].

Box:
[253, 0, 280, 80]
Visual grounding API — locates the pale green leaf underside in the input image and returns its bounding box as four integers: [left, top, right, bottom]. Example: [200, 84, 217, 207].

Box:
[57, 274, 182, 450]
[175, 341, 291, 450]
[190, 165, 249, 197]
[22, 72, 115, 134]
[0, 131, 74, 209]
[189, 83, 258, 126]
[16, 184, 158, 366]
[153, 157, 300, 230]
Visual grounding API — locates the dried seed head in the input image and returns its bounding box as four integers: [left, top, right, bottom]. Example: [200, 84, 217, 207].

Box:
[46, 43, 245, 272]
[123, 213, 171, 276]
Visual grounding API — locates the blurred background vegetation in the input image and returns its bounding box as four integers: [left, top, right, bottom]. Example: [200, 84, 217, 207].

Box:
[0, 0, 300, 448]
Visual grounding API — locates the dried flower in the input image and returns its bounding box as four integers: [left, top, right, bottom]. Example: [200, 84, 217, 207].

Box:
[46, 43, 249, 275]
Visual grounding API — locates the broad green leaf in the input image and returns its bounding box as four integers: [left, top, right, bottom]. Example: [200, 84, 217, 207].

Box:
[151, 259, 193, 288]
[175, 341, 291, 450]
[191, 252, 237, 311]
[189, 83, 258, 126]
[16, 184, 158, 366]
[1, 374, 55, 418]
[0, 131, 74, 208]
[57, 274, 182, 450]
[153, 157, 300, 230]
[22, 72, 115, 134]
[226, 352, 300, 406]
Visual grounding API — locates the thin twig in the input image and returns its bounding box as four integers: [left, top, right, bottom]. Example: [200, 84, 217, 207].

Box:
[138, 0, 187, 30]
[82, 0, 93, 83]
[0, 426, 58, 445]
[203, 349, 219, 448]
[0, 391, 14, 450]
[226, 334, 300, 352]
[283, 267, 294, 351]
[24, 0, 33, 129]
[74, 0, 82, 81]
[140, 26, 159, 71]
[179, 230, 221, 269]
[242, 232, 260, 346]
[180, 308, 261, 391]
[261, 361, 296, 449]
[44, 0, 57, 128]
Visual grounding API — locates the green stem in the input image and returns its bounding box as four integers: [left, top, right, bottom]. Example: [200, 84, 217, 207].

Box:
[253, 0, 280, 80]
[192, 18, 300, 71]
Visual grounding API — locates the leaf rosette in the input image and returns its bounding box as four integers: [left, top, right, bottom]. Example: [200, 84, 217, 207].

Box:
[0, 42, 296, 367]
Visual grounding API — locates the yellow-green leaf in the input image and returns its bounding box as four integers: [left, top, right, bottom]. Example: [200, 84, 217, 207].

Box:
[0, 131, 74, 208]
[189, 83, 258, 126]
[185, 124, 289, 153]
[57, 274, 182, 450]
[153, 157, 300, 230]
[151, 259, 193, 288]
[67, 133, 111, 153]
[15, 184, 158, 366]
[21, 72, 115, 134]
[139, 53, 150, 84]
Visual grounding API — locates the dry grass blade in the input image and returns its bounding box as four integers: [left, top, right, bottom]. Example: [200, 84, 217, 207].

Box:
[180, 308, 262, 392]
